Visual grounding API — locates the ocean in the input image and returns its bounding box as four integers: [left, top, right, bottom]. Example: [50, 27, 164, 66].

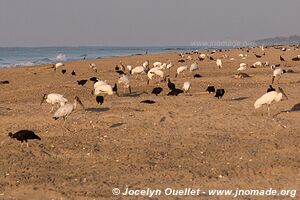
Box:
[0, 46, 204, 68]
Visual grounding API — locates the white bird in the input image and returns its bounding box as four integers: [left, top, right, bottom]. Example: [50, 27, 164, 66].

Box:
[147, 67, 164, 84]
[166, 62, 173, 70]
[90, 63, 97, 73]
[153, 62, 162, 68]
[190, 62, 199, 71]
[40, 93, 68, 113]
[126, 65, 132, 71]
[238, 54, 244, 57]
[272, 67, 286, 84]
[159, 63, 167, 70]
[53, 96, 85, 128]
[93, 80, 108, 90]
[182, 81, 192, 94]
[143, 60, 149, 68]
[118, 62, 125, 71]
[130, 66, 146, 75]
[216, 59, 222, 69]
[264, 61, 269, 66]
[199, 54, 206, 59]
[53, 62, 64, 71]
[94, 83, 114, 96]
[222, 54, 228, 59]
[251, 61, 263, 68]
[186, 55, 193, 61]
[118, 74, 131, 94]
[175, 66, 188, 77]
[237, 63, 247, 71]
[254, 87, 287, 116]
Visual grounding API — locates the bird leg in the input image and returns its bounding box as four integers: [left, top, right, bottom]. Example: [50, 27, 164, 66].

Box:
[62, 117, 71, 132]
[267, 104, 271, 116]
[272, 76, 275, 84]
[277, 75, 281, 85]
[49, 106, 54, 113]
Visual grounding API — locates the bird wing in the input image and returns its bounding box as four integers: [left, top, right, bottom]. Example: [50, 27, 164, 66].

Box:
[254, 92, 276, 109]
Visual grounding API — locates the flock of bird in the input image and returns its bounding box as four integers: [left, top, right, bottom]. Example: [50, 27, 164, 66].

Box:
[2, 45, 299, 146]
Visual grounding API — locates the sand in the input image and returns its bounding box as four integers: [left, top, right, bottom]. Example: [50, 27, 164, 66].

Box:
[0, 46, 299, 200]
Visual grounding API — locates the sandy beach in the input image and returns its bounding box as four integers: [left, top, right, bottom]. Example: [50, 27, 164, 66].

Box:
[0, 46, 299, 199]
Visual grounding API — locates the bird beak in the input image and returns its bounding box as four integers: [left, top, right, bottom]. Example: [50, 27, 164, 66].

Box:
[40, 94, 46, 105]
[129, 86, 132, 94]
[75, 97, 85, 109]
[78, 100, 85, 109]
[278, 87, 288, 100]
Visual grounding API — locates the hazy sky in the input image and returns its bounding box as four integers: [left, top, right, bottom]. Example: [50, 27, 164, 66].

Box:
[0, 0, 299, 47]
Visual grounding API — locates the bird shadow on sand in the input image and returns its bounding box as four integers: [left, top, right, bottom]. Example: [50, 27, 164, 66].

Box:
[273, 103, 300, 117]
[289, 103, 300, 112]
[230, 96, 249, 101]
[110, 123, 125, 128]
[119, 91, 148, 97]
[85, 107, 110, 113]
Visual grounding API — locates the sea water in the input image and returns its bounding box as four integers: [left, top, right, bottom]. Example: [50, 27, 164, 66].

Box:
[0, 46, 205, 68]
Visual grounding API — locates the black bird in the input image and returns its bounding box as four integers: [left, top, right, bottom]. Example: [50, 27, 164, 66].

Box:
[61, 69, 66, 74]
[112, 83, 119, 96]
[151, 87, 163, 96]
[116, 70, 126, 75]
[280, 55, 285, 62]
[96, 96, 104, 105]
[9, 130, 41, 146]
[115, 65, 120, 71]
[286, 69, 296, 73]
[0, 80, 10, 84]
[267, 85, 276, 93]
[215, 89, 225, 99]
[292, 56, 300, 61]
[206, 85, 215, 93]
[198, 57, 204, 61]
[167, 79, 176, 91]
[193, 74, 202, 78]
[71, 70, 76, 76]
[255, 54, 262, 58]
[77, 79, 88, 86]
[167, 88, 183, 96]
[89, 77, 98, 82]
[246, 50, 250, 53]
[141, 100, 156, 104]
[209, 56, 214, 61]
[178, 59, 185, 63]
